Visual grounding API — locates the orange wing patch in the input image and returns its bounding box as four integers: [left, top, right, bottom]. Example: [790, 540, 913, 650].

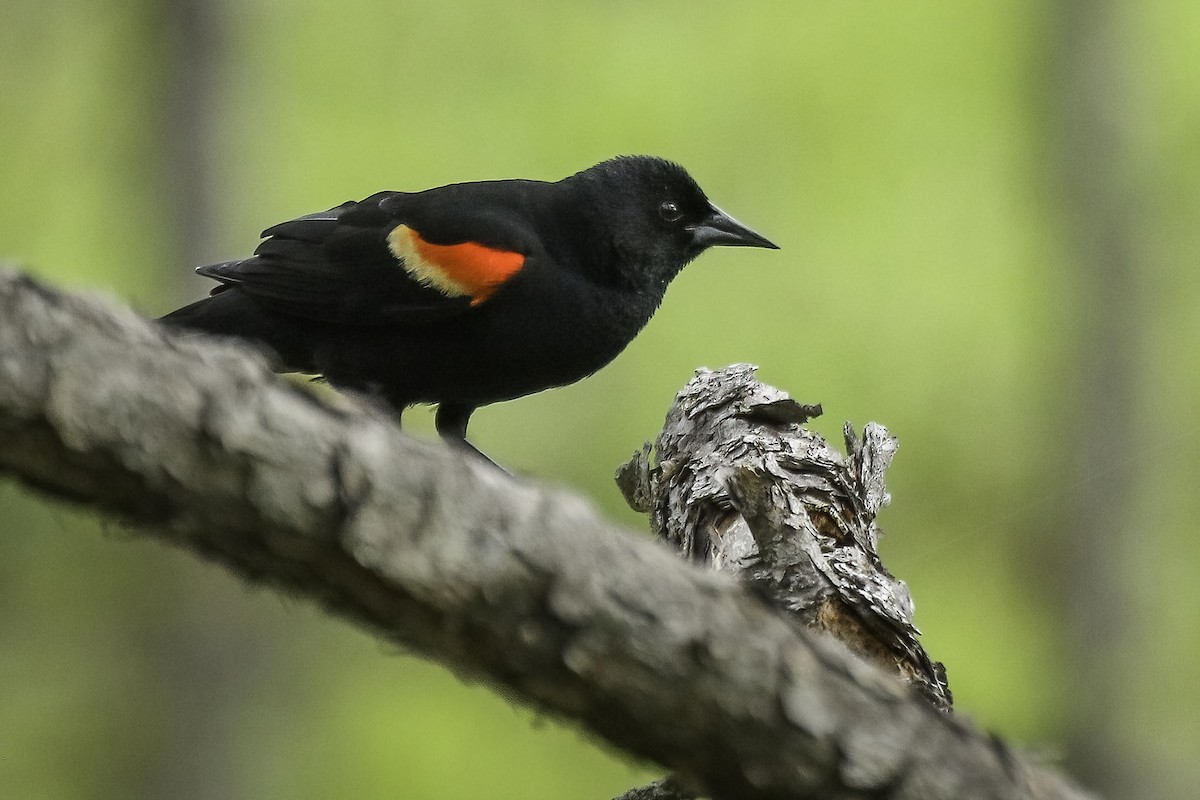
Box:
[387, 224, 525, 305]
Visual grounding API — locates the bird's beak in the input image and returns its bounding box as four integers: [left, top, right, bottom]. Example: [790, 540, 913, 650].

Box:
[688, 204, 780, 250]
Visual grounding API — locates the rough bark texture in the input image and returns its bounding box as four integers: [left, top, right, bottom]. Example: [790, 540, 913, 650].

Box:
[618, 365, 951, 712]
[0, 269, 1094, 800]
[613, 777, 697, 800]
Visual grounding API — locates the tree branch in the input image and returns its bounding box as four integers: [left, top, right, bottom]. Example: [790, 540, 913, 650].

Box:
[0, 268, 1093, 800]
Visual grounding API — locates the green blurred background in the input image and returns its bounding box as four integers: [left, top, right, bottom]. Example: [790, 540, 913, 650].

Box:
[2, 1, 1197, 798]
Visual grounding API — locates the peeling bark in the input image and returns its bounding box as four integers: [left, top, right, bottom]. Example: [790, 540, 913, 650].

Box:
[618, 364, 951, 712]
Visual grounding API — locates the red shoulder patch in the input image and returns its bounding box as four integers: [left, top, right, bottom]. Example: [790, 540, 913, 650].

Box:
[387, 224, 525, 305]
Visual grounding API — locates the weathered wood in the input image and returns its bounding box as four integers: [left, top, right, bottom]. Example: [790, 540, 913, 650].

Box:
[619, 364, 951, 711]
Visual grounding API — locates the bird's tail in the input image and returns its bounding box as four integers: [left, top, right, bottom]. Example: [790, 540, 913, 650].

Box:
[159, 289, 315, 373]
[160, 288, 253, 335]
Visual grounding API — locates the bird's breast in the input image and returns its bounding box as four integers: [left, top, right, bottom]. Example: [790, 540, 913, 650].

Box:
[462, 278, 661, 401]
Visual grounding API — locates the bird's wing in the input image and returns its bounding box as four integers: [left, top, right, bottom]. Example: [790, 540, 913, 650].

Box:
[197, 193, 532, 326]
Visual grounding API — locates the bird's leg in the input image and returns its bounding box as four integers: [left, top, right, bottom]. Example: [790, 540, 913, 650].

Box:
[434, 401, 473, 441]
[435, 402, 505, 471]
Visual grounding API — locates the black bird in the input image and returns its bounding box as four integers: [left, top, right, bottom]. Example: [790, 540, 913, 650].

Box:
[161, 156, 778, 463]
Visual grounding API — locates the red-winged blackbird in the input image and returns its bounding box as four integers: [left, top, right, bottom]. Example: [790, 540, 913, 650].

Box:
[161, 155, 777, 462]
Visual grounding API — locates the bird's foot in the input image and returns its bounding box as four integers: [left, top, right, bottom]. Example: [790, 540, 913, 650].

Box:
[445, 437, 511, 476]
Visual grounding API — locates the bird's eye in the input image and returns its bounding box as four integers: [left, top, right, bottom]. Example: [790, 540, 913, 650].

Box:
[658, 201, 683, 223]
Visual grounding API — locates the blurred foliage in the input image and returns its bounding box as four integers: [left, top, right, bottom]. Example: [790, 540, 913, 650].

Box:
[1, 1, 1197, 798]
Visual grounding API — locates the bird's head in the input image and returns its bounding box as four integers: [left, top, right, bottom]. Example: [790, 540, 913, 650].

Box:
[569, 155, 778, 289]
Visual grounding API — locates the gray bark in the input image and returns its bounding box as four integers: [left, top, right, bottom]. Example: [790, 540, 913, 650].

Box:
[618, 364, 951, 712]
[0, 269, 1094, 800]
[613, 777, 696, 800]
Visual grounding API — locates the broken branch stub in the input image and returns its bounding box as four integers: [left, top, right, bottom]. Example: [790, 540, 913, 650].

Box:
[618, 364, 952, 712]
